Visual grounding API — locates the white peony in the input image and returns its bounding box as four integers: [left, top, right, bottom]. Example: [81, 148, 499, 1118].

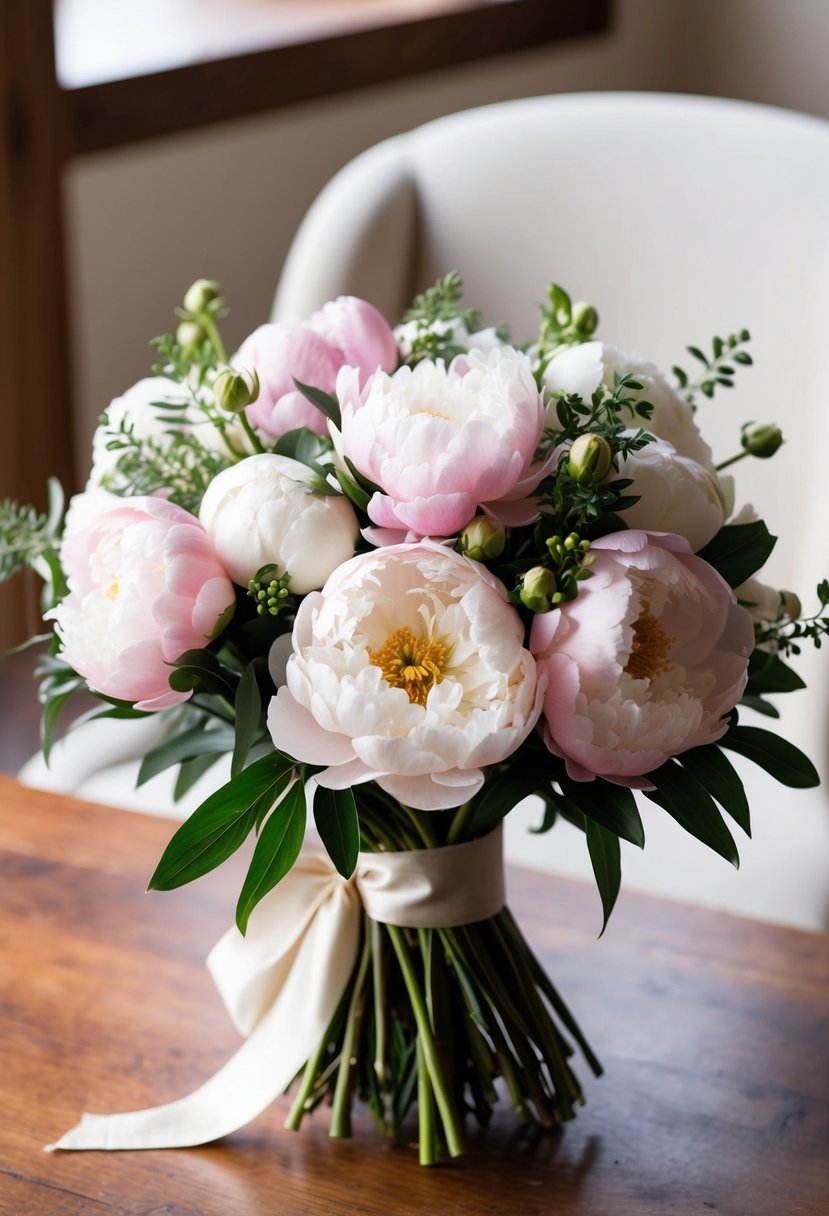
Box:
[88, 377, 185, 488]
[616, 434, 725, 552]
[543, 342, 715, 469]
[267, 542, 544, 810]
[198, 453, 359, 593]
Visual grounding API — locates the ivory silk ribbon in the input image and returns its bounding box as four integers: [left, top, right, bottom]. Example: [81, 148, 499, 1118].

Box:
[47, 825, 504, 1152]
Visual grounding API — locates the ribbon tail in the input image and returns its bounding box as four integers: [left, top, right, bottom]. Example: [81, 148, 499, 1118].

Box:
[46, 885, 361, 1151]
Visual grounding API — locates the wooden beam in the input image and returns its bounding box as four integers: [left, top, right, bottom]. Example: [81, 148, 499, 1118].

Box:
[0, 0, 76, 647]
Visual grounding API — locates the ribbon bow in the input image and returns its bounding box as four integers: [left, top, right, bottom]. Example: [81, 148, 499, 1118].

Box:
[47, 826, 504, 1151]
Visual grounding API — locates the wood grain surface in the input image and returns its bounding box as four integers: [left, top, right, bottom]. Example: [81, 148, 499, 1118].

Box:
[1, 775, 827, 1215]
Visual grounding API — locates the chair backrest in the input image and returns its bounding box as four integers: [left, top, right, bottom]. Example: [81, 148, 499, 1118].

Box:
[274, 91, 829, 737]
[273, 93, 829, 927]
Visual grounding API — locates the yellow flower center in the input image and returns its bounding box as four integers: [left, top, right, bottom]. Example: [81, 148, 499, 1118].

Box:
[370, 626, 448, 706]
[624, 604, 675, 681]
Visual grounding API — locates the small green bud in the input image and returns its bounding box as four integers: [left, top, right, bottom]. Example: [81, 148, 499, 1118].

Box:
[572, 301, 599, 336]
[568, 433, 613, 485]
[519, 566, 558, 614]
[213, 366, 260, 414]
[781, 590, 802, 620]
[741, 423, 783, 458]
[183, 278, 221, 315]
[176, 320, 206, 356]
[459, 516, 506, 561]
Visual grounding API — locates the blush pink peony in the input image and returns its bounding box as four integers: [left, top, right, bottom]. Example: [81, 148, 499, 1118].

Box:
[51, 496, 235, 711]
[335, 346, 549, 538]
[267, 542, 544, 810]
[530, 530, 754, 786]
[234, 296, 398, 439]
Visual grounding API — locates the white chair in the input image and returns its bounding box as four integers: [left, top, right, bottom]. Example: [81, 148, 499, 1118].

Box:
[23, 93, 829, 927]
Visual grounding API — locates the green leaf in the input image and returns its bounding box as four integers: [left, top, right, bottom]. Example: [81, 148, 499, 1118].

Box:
[558, 775, 645, 848]
[720, 726, 819, 788]
[697, 521, 777, 586]
[168, 648, 238, 699]
[470, 768, 553, 836]
[231, 661, 263, 778]
[173, 751, 223, 801]
[138, 721, 236, 786]
[236, 779, 307, 934]
[584, 818, 621, 937]
[292, 378, 341, 429]
[312, 783, 359, 878]
[643, 759, 740, 867]
[745, 650, 806, 696]
[334, 466, 371, 512]
[41, 689, 79, 764]
[148, 751, 295, 890]
[274, 426, 334, 471]
[739, 693, 780, 719]
[678, 745, 751, 836]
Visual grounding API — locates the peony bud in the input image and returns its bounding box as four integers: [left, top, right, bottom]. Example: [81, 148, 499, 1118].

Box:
[741, 423, 783, 458]
[519, 566, 557, 613]
[176, 320, 206, 356]
[459, 516, 506, 561]
[213, 367, 260, 414]
[572, 301, 599, 336]
[781, 590, 802, 620]
[183, 278, 221, 315]
[568, 433, 613, 485]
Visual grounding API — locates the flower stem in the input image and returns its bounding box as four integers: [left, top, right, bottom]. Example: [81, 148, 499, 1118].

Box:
[446, 798, 474, 846]
[330, 927, 372, 1139]
[200, 313, 228, 365]
[716, 449, 749, 471]
[386, 923, 464, 1159]
[238, 409, 266, 455]
[416, 1038, 437, 1166]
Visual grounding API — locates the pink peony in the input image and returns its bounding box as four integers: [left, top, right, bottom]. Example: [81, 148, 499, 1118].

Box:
[335, 346, 550, 539]
[51, 496, 236, 711]
[530, 530, 754, 786]
[234, 297, 397, 439]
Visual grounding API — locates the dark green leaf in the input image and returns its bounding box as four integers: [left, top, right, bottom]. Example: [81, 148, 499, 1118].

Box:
[644, 759, 739, 866]
[334, 467, 371, 511]
[41, 690, 77, 763]
[697, 521, 777, 585]
[678, 745, 751, 836]
[720, 726, 819, 788]
[274, 426, 334, 470]
[138, 721, 236, 786]
[236, 780, 307, 933]
[687, 345, 709, 366]
[745, 650, 806, 696]
[168, 648, 238, 699]
[584, 819, 621, 937]
[231, 661, 263, 778]
[148, 751, 295, 890]
[312, 783, 359, 878]
[469, 768, 553, 836]
[558, 775, 645, 848]
[292, 378, 341, 429]
[739, 693, 780, 718]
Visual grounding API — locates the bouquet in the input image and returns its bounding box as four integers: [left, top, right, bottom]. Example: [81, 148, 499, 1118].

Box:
[5, 275, 826, 1165]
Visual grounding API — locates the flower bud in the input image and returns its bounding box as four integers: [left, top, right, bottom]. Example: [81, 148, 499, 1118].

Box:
[176, 320, 206, 357]
[213, 367, 260, 414]
[568, 433, 613, 485]
[519, 566, 557, 613]
[572, 301, 599, 336]
[781, 590, 802, 620]
[183, 278, 221, 315]
[741, 423, 783, 459]
[459, 515, 506, 561]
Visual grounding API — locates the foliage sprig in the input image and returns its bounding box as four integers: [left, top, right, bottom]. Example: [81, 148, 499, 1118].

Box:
[673, 329, 752, 404]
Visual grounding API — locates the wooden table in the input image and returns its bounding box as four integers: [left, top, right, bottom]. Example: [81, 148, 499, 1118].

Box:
[1, 776, 827, 1215]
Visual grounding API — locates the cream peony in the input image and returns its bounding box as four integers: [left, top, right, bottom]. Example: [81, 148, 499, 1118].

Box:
[530, 530, 754, 786]
[616, 434, 725, 551]
[267, 543, 543, 810]
[89, 377, 184, 489]
[543, 342, 715, 469]
[198, 453, 359, 594]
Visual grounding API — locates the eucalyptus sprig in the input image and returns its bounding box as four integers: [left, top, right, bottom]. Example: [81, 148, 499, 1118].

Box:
[102, 426, 231, 515]
[673, 329, 752, 405]
[753, 580, 829, 658]
[0, 478, 64, 585]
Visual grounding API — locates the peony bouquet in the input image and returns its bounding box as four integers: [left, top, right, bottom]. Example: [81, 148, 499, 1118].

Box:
[4, 275, 827, 1165]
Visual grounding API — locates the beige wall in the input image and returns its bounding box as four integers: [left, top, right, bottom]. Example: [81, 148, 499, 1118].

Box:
[64, 0, 684, 460]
